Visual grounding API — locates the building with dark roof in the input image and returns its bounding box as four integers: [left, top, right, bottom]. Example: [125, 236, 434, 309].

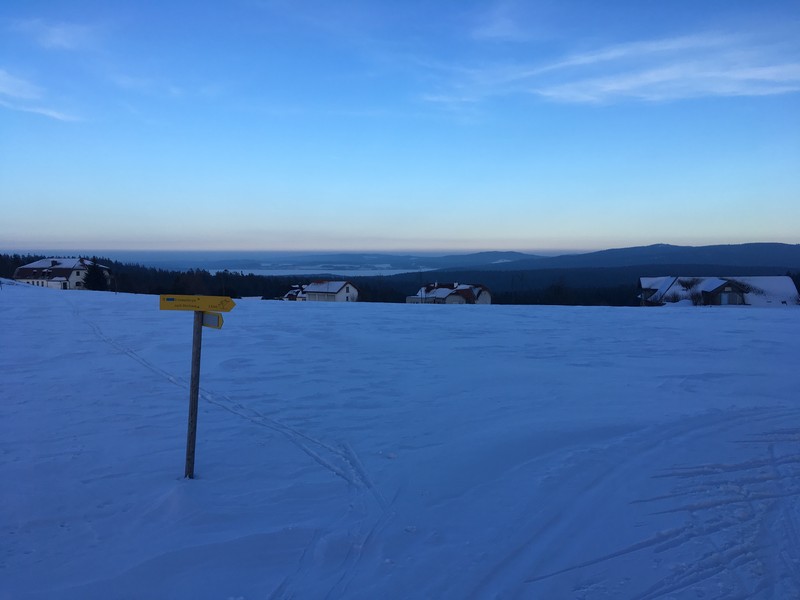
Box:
[639, 276, 799, 307]
[13, 258, 111, 290]
[406, 283, 492, 304]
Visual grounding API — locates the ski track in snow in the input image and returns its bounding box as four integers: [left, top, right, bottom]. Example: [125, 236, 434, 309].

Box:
[632, 431, 800, 600]
[70, 298, 397, 598]
[80, 301, 800, 598]
[4, 288, 797, 599]
[521, 409, 800, 599]
[73, 300, 381, 496]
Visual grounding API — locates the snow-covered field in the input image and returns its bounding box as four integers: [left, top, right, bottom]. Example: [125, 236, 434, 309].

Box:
[2, 280, 799, 599]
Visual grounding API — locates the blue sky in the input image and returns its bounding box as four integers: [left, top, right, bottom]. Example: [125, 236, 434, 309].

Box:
[1, 0, 799, 252]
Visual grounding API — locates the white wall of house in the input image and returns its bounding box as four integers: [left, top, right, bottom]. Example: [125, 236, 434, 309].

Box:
[19, 268, 89, 290]
[306, 292, 332, 302]
[69, 269, 86, 289]
[16, 278, 67, 290]
[15, 262, 111, 290]
[338, 284, 357, 302]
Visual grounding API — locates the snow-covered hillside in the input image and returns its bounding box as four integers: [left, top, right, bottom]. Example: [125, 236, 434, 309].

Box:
[2, 281, 800, 599]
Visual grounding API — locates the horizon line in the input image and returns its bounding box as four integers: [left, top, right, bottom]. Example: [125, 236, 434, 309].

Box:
[1, 240, 798, 257]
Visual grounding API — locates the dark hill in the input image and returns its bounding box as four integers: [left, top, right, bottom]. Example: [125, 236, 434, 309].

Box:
[459, 243, 800, 271]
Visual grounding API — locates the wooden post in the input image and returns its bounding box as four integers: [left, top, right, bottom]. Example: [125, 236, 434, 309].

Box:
[185, 310, 204, 479]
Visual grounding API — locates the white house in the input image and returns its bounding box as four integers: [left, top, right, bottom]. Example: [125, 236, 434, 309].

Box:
[406, 283, 492, 304]
[639, 276, 799, 307]
[304, 281, 359, 302]
[13, 258, 111, 290]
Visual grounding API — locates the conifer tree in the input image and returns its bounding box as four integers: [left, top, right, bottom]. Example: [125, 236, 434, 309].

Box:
[83, 258, 109, 291]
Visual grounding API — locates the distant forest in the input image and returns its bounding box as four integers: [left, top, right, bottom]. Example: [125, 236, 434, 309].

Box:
[3, 252, 799, 307]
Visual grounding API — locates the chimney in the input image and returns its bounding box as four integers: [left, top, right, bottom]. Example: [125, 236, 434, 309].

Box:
[51, 260, 58, 267]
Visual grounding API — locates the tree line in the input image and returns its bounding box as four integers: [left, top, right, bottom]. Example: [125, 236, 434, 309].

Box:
[0, 253, 298, 297]
[2, 253, 798, 306]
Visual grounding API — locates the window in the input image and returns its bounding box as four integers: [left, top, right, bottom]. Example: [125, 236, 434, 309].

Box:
[346, 286, 350, 293]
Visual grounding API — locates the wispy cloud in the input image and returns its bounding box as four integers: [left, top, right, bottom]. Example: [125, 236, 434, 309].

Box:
[109, 72, 188, 100]
[537, 62, 800, 103]
[533, 34, 800, 103]
[0, 69, 76, 121]
[2, 19, 94, 119]
[0, 98, 78, 121]
[423, 32, 800, 105]
[538, 34, 735, 74]
[471, 3, 530, 42]
[469, 0, 564, 43]
[12, 18, 95, 50]
[0, 68, 42, 100]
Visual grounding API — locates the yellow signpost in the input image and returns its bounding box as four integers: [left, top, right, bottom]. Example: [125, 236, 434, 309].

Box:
[159, 295, 235, 478]
[159, 295, 236, 312]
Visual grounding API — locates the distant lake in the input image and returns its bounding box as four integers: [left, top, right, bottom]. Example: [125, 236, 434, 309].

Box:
[8, 249, 469, 277]
[13, 250, 436, 276]
[220, 267, 429, 277]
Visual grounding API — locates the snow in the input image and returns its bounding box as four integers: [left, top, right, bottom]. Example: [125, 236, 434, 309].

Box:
[304, 281, 348, 294]
[734, 276, 800, 307]
[646, 276, 799, 306]
[430, 287, 454, 299]
[695, 277, 728, 293]
[16, 258, 81, 269]
[640, 276, 671, 290]
[3, 282, 800, 598]
[16, 258, 108, 270]
[412, 283, 488, 302]
[649, 276, 677, 303]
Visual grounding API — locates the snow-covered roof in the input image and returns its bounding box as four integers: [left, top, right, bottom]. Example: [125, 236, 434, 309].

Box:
[14, 257, 111, 282]
[18, 257, 109, 270]
[412, 282, 490, 303]
[647, 277, 677, 303]
[730, 276, 799, 297]
[694, 277, 728, 293]
[282, 285, 306, 300]
[304, 281, 351, 294]
[639, 276, 672, 290]
[646, 275, 798, 306]
[729, 276, 800, 306]
[425, 287, 456, 299]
